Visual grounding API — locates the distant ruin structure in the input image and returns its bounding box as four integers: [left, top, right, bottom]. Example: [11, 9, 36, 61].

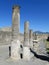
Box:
[0, 5, 48, 61]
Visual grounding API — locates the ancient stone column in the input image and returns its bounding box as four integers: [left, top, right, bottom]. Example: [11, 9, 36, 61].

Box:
[33, 33, 37, 40]
[12, 5, 20, 40]
[23, 21, 31, 60]
[11, 5, 21, 60]
[29, 30, 33, 48]
[24, 21, 29, 47]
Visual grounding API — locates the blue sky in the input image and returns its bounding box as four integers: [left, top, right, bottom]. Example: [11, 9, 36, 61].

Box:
[0, 0, 49, 33]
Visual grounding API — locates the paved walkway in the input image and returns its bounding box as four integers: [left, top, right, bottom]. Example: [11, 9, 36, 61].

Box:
[0, 45, 49, 65]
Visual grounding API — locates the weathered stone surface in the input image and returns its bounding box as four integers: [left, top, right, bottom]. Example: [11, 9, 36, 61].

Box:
[33, 41, 39, 53]
[11, 5, 20, 60]
[11, 40, 21, 60]
[23, 47, 30, 60]
[12, 5, 20, 40]
[0, 31, 12, 45]
[0, 28, 48, 45]
[29, 30, 33, 48]
[33, 33, 37, 40]
[0, 31, 24, 45]
[24, 21, 29, 47]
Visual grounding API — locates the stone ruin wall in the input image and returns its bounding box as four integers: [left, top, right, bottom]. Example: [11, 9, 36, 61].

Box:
[0, 27, 48, 45]
[0, 27, 24, 45]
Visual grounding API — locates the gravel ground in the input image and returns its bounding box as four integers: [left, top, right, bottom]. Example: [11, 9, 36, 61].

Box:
[0, 45, 49, 65]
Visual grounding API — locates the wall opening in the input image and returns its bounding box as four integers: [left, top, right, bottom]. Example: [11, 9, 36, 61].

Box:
[20, 53, 23, 59]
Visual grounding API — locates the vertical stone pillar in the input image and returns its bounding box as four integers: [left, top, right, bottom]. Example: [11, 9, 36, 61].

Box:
[12, 5, 20, 40]
[24, 21, 29, 47]
[34, 33, 37, 40]
[23, 21, 31, 60]
[29, 30, 33, 48]
[11, 5, 20, 60]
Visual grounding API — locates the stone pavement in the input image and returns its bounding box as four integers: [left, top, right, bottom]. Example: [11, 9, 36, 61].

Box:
[0, 45, 49, 65]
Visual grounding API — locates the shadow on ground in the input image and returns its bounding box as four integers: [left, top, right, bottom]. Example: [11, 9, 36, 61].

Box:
[30, 48, 49, 62]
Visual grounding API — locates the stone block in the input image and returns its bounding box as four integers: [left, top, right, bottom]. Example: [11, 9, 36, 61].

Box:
[11, 40, 21, 60]
[23, 47, 30, 60]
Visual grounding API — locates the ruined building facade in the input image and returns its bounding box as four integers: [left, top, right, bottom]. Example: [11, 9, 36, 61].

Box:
[0, 5, 48, 45]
